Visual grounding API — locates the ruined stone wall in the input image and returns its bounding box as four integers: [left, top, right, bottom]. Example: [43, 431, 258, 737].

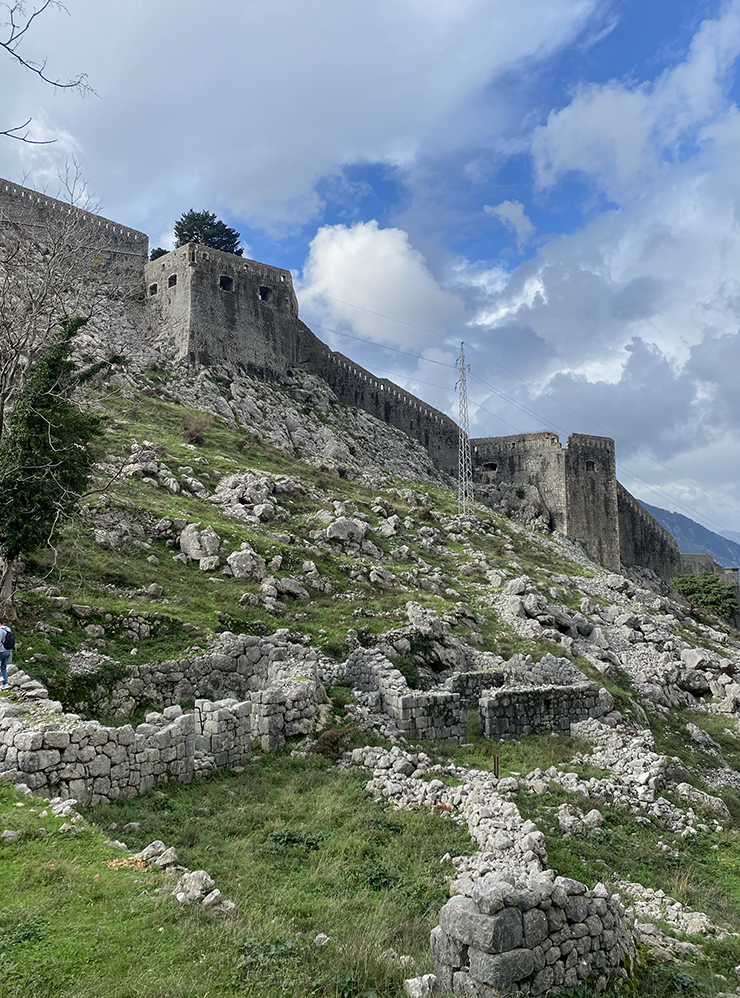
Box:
[445, 670, 505, 700]
[479, 682, 603, 741]
[95, 630, 326, 752]
[345, 649, 467, 743]
[563, 434, 620, 572]
[0, 177, 148, 284]
[433, 875, 635, 994]
[297, 323, 459, 475]
[470, 433, 567, 531]
[0, 699, 250, 807]
[617, 483, 682, 582]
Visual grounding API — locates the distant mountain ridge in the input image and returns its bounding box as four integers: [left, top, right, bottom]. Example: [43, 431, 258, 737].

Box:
[639, 501, 740, 568]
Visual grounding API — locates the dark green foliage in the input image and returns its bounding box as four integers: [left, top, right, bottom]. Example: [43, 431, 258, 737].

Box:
[312, 726, 351, 759]
[263, 829, 324, 854]
[0, 317, 102, 563]
[149, 246, 168, 261]
[174, 209, 243, 255]
[672, 571, 739, 622]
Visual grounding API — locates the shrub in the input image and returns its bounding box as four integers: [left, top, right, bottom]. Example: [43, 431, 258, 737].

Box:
[672, 571, 739, 622]
[182, 416, 210, 445]
[312, 726, 352, 760]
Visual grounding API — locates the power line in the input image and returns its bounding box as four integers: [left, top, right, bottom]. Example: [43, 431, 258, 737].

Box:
[309, 317, 737, 535]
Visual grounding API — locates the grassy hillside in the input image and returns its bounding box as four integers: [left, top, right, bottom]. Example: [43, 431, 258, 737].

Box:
[2, 368, 740, 997]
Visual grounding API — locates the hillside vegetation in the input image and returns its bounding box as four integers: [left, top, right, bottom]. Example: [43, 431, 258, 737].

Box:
[2, 361, 740, 997]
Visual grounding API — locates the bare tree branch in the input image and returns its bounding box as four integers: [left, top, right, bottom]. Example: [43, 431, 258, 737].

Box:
[1, 1, 95, 143]
[0, 165, 142, 437]
[0, 116, 55, 143]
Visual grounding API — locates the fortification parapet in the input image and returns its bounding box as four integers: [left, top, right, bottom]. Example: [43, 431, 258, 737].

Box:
[618, 482, 681, 582]
[470, 432, 567, 530]
[0, 175, 692, 585]
[143, 244, 298, 376]
[0, 178, 148, 284]
[297, 323, 459, 475]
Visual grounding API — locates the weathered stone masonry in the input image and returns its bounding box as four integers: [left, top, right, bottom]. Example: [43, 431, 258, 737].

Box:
[0, 178, 148, 284]
[94, 630, 328, 752]
[479, 682, 603, 741]
[433, 875, 635, 995]
[471, 431, 680, 582]
[345, 649, 468, 744]
[0, 698, 251, 807]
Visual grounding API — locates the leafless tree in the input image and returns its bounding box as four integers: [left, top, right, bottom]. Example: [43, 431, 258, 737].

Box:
[1, 1, 93, 142]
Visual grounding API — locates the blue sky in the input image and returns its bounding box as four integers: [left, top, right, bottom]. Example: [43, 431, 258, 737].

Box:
[2, 0, 740, 537]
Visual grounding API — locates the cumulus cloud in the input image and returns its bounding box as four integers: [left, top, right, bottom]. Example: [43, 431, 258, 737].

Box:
[454, 5, 740, 528]
[0, 0, 602, 235]
[297, 220, 470, 417]
[532, 0, 740, 198]
[300, 220, 465, 348]
[484, 200, 534, 249]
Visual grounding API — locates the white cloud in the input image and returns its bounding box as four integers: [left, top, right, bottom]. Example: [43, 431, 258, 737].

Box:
[484, 200, 535, 249]
[532, 0, 740, 199]
[298, 220, 470, 419]
[0, 0, 601, 233]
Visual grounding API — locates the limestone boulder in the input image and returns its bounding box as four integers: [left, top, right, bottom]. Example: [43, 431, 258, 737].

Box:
[227, 548, 267, 580]
[326, 517, 366, 543]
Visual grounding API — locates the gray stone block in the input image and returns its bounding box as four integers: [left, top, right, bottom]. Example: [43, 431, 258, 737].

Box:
[469, 947, 535, 987]
[523, 908, 548, 948]
[430, 925, 467, 967]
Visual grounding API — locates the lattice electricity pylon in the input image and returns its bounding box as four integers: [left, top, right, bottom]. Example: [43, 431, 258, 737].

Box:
[456, 341, 473, 516]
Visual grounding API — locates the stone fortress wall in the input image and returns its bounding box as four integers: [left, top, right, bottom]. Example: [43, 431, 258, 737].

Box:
[471, 432, 680, 581]
[617, 483, 682, 581]
[143, 241, 461, 474]
[0, 177, 701, 580]
[143, 245, 300, 378]
[0, 178, 148, 285]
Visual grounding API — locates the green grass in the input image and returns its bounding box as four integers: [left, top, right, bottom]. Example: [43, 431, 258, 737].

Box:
[0, 752, 473, 998]
[442, 730, 600, 778]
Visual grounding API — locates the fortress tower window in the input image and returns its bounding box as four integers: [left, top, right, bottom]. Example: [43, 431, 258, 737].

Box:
[586, 460, 595, 471]
[149, 283, 158, 296]
[219, 275, 234, 292]
[168, 274, 177, 288]
[259, 286, 271, 301]
[280, 274, 285, 282]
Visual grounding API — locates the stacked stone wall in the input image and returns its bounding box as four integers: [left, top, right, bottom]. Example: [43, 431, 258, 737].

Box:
[617, 483, 681, 583]
[433, 875, 635, 994]
[0, 699, 250, 806]
[445, 670, 505, 700]
[89, 630, 326, 752]
[345, 649, 466, 743]
[0, 177, 148, 284]
[479, 682, 603, 740]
